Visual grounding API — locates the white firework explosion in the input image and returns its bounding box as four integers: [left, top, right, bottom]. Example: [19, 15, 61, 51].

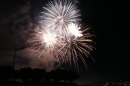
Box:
[40, 0, 81, 38]
[67, 23, 83, 38]
[43, 31, 57, 48]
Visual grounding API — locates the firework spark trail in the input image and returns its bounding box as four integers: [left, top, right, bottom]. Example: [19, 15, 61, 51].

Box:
[28, 0, 95, 70]
[52, 25, 95, 69]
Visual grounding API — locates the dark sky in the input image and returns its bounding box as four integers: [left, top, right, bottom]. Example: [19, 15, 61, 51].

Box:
[0, 0, 129, 84]
[75, 0, 129, 84]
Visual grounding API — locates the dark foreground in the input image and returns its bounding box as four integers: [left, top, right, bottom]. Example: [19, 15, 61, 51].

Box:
[0, 66, 80, 86]
[1, 82, 129, 86]
[0, 82, 79, 86]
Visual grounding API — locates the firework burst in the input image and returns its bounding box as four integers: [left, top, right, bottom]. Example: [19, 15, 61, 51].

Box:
[40, 0, 81, 38]
[28, 0, 95, 69]
[28, 27, 57, 52]
[53, 25, 95, 69]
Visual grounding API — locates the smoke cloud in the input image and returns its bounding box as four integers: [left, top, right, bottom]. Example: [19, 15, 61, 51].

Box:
[0, 0, 59, 71]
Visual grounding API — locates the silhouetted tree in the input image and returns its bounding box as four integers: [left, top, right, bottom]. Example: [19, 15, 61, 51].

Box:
[31, 68, 46, 83]
[67, 70, 80, 83]
[13, 70, 20, 79]
[48, 68, 80, 83]
[44, 72, 52, 82]
[52, 69, 63, 82]
[19, 67, 32, 82]
[0, 65, 80, 86]
[0, 65, 14, 82]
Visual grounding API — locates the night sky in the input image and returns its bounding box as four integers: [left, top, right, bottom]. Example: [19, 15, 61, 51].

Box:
[0, 0, 129, 84]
